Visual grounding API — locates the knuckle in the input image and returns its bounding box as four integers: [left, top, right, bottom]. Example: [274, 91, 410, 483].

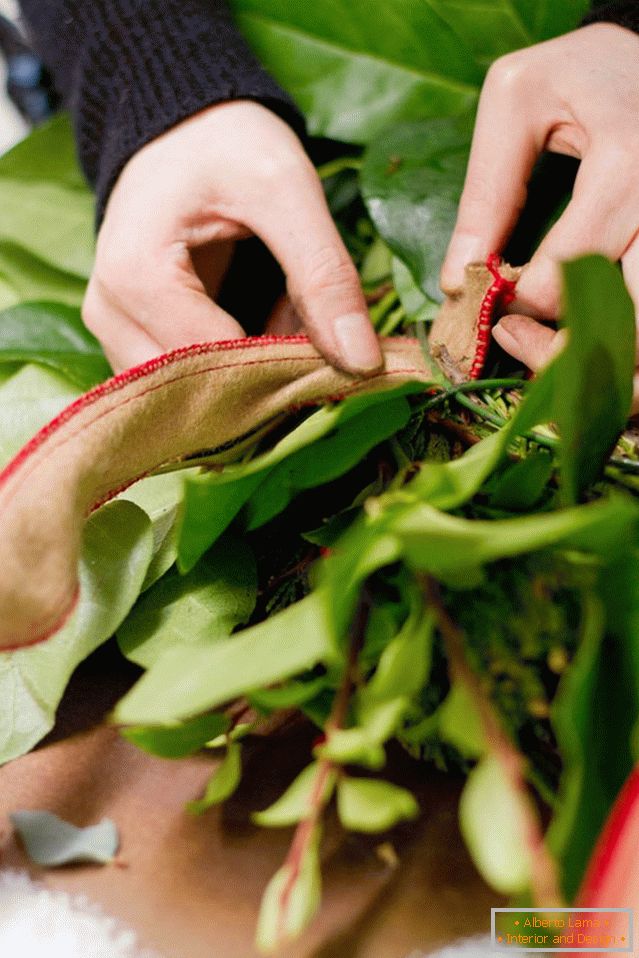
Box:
[253, 148, 310, 186]
[81, 285, 105, 336]
[485, 52, 528, 96]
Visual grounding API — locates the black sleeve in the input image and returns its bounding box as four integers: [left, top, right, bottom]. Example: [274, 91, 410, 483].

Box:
[582, 1, 639, 33]
[19, 1, 306, 222]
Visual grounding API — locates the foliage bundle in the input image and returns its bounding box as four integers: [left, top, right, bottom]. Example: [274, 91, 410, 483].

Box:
[1, 0, 638, 950]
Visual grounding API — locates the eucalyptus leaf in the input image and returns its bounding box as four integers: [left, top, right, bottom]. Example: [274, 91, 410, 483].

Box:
[11, 811, 119, 866]
[337, 777, 419, 833]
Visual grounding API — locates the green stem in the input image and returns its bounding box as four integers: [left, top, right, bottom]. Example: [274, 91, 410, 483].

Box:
[415, 378, 527, 414]
[317, 156, 362, 180]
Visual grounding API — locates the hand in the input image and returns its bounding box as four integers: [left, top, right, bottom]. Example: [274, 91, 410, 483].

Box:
[441, 23, 639, 400]
[83, 101, 382, 375]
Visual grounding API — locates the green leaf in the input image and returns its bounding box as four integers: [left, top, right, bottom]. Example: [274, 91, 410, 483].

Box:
[248, 676, 328, 711]
[122, 713, 229, 759]
[438, 683, 486, 759]
[187, 743, 243, 813]
[359, 605, 433, 707]
[0, 500, 153, 764]
[256, 829, 322, 953]
[118, 536, 257, 669]
[0, 242, 87, 311]
[392, 495, 639, 578]
[253, 762, 336, 827]
[425, 0, 589, 63]
[177, 389, 417, 572]
[489, 449, 554, 511]
[0, 115, 94, 279]
[459, 755, 531, 894]
[10, 811, 119, 867]
[231, 0, 481, 144]
[244, 396, 412, 529]
[119, 471, 191, 590]
[547, 591, 634, 899]
[0, 302, 110, 389]
[114, 592, 335, 726]
[554, 256, 636, 504]
[392, 257, 437, 323]
[337, 777, 419, 833]
[362, 116, 472, 301]
[0, 363, 80, 467]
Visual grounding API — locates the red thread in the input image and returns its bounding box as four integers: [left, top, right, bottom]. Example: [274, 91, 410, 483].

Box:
[469, 254, 518, 380]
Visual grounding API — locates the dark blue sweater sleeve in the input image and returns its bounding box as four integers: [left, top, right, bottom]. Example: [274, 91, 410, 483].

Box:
[19, 1, 305, 221]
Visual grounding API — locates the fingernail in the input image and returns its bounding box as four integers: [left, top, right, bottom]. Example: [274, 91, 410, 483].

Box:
[441, 235, 487, 293]
[334, 314, 383, 373]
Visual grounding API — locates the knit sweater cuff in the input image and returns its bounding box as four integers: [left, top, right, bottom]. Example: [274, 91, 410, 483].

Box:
[582, 1, 639, 34]
[25, 1, 305, 224]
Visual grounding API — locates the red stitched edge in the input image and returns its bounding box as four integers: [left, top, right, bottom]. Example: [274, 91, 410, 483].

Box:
[0, 584, 80, 653]
[577, 765, 639, 906]
[469, 254, 518, 380]
[0, 335, 421, 491]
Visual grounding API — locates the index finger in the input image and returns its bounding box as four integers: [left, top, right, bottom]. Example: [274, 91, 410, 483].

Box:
[441, 57, 541, 293]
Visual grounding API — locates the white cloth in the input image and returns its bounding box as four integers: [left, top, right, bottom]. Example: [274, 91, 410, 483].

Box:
[0, 870, 159, 958]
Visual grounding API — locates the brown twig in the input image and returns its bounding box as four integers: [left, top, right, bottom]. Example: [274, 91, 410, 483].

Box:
[422, 575, 564, 908]
[275, 588, 372, 942]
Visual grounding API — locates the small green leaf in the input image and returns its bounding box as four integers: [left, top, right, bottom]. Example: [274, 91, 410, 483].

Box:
[337, 777, 419, 833]
[253, 762, 336, 828]
[187, 743, 243, 813]
[459, 755, 531, 894]
[438, 683, 486, 759]
[10, 811, 119, 866]
[248, 677, 328, 711]
[256, 829, 322, 953]
[122, 713, 229, 759]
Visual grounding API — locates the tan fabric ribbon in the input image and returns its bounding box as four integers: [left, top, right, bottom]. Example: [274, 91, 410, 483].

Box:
[0, 260, 517, 649]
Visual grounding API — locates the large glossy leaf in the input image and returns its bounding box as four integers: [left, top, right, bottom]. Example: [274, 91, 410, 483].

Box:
[426, 0, 589, 64]
[230, 0, 481, 143]
[0, 242, 87, 312]
[118, 536, 257, 669]
[0, 115, 94, 279]
[0, 302, 110, 389]
[0, 363, 80, 467]
[554, 257, 636, 504]
[0, 501, 153, 764]
[362, 116, 472, 302]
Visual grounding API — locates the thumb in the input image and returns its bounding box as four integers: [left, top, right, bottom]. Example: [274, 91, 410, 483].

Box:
[492, 314, 566, 372]
[246, 164, 382, 375]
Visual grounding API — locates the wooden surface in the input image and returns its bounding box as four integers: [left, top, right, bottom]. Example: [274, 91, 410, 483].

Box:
[0, 644, 499, 958]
